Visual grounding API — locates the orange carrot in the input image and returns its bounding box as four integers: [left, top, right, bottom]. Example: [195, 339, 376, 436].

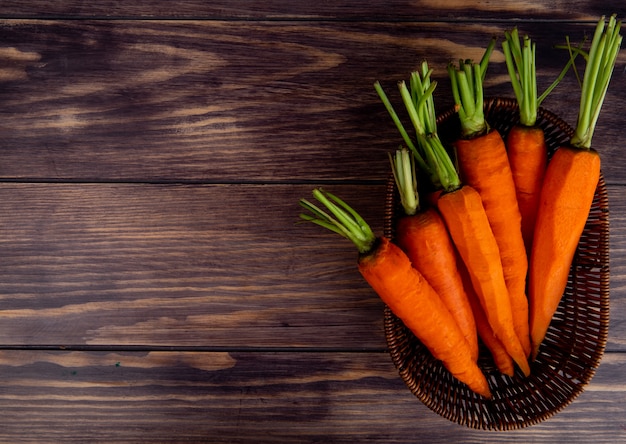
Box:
[529, 16, 621, 360]
[502, 28, 576, 255]
[375, 62, 530, 377]
[448, 41, 531, 358]
[506, 125, 547, 254]
[437, 185, 529, 376]
[390, 146, 478, 361]
[395, 208, 479, 361]
[502, 29, 545, 255]
[530, 148, 600, 358]
[453, 131, 531, 358]
[299, 188, 492, 398]
[457, 254, 515, 376]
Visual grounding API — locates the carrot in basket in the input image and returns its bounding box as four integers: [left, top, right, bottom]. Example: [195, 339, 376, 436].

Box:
[390, 147, 479, 361]
[529, 15, 622, 360]
[502, 28, 578, 255]
[375, 63, 530, 377]
[437, 185, 529, 376]
[299, 188, 492, 399]
[380, 66, 478, 360]
[457, 256, 515, 376]
[448, 39, 531, 358]
[504, 125, 546, 255]
[502, 29, 546, 256]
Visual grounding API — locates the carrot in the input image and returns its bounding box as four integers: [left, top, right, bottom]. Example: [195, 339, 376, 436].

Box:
[502, 29, 547, 256]
[437, 185, 529, 376]
[457, 255, 515, 377]
[505, 125, 546, 255]
[375, 61, 531, 377]
[529, 15, 622, 360]
[448, 39, 531, 358]
[299, 188, 492, 398]
[502, 28, 577, 255]
[390, 148, 479, 361]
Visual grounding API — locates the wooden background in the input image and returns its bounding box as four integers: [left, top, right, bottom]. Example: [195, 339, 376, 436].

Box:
[0, 1, 625, 442]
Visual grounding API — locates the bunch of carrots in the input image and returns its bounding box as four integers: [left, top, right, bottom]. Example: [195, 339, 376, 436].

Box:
[299, 15, 622, 399]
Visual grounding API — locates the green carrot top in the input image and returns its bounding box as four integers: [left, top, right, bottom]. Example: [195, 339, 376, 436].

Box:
[570, 14, 622, 150]
[447, 38, 496, 138]
[375, 61, 461, 193]
[299, 188, 376, 254]
[502, 28, 585, 127]
[502, 29, 538, 127]
[389, 147, 419, 216]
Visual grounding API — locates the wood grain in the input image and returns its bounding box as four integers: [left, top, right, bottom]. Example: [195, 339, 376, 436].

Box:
[0, 350, 623, 442]
[0, 20, 624, 182]
[0, 183, 388, 347]
[0, 0, 624, 20]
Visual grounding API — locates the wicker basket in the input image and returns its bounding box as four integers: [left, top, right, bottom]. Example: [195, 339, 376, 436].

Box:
[383, 97, 610, 430]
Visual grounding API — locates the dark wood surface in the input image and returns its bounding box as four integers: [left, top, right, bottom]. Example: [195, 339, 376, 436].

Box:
[1, 2, 625, 442]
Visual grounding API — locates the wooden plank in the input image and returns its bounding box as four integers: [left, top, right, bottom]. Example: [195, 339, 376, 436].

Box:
[0, 183, 387, 347]
[0, 349, 623, 442]
[607, 187, 626, 353]
[0, 182, 623, 351]
[0, 20, 624, 183]
[0, 0, 623, 20]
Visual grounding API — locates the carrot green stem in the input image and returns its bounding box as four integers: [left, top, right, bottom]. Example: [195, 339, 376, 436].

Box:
[571, 14, 622, 149]
[299, 188, 376, 254]
[537, 42, 582, 105]
[389, 147, 419, 216]
[503, 28, 583, 127]
[375, 61, 461, 192]
[448, 37, 496, 138]
[555, 36, 591, 92]
[374, 82, 430, 172]
[502, 29, 537, 126]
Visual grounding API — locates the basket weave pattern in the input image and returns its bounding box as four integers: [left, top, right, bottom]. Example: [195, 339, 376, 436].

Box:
[383, 98, 610, 430]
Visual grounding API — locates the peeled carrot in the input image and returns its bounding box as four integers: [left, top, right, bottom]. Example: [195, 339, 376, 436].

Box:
[378, 68, 479, 362]
[375, 62, 530, 377]
[389, 136, 478, 360]
[502, 28, 575, 255]
[299, 189, 492, 398]
[529, 15, 621, 360]
[501, 30, 546, 255]
[454, 131, 531, 358]
[437, 185, 529, 376]
[395, 208, 479, 361]
[457, 255, 515, 377]
[530, 149, 600, 357]
[360, 237, 491, 397]
[448, 41, 531, 358]
[506, 125, 547, 254]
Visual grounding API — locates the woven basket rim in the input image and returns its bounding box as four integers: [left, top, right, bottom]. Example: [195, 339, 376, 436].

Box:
[383, 97, 610, 431]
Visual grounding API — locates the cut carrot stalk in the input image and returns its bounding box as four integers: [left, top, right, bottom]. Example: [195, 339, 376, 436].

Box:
[529, 15, 622, 360]
[390, 148, 479, 361]
[502, 28, 577, 256]
[448, 39, 532, 358]
[375, 61, 530, 377]
[299, 188, 492, 399]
